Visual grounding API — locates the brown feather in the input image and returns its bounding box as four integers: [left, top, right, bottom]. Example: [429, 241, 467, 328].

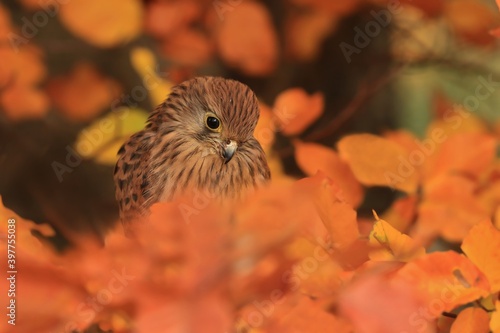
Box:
[114, 76, 270, 224]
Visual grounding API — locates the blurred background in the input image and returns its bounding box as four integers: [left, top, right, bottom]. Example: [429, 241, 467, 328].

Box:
[0, 0, 499, 242]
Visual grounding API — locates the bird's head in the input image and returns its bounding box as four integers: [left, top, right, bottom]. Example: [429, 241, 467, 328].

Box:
[160, 76, 261, 164]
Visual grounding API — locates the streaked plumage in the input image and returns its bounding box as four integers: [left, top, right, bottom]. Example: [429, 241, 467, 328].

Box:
[114, 77, 270, 222]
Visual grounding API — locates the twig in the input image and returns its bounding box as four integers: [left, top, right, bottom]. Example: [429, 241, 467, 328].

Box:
[305, 65, 403, 142]
[442, 311, 457, 319]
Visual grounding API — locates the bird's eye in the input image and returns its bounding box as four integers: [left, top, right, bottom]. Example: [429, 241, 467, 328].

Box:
[205, 115, 221, 131]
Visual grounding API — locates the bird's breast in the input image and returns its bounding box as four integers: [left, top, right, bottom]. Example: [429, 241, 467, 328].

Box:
[156, 149, 263, 203]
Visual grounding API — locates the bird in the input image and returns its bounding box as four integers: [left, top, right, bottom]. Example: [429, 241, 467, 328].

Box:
[113, 76, 271, 223]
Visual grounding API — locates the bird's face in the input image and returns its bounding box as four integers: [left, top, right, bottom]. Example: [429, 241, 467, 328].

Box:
[202, 111, 239, 163]
[163, 77, 260, 164]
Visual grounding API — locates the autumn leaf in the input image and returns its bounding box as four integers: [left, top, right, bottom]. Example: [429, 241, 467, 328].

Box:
[296, 174, 360, 250]
[0, 4, 10, 37]
[399, 0, 445, 17]
[285, 240, 343, 298]
[212, 0, 278, 76]
[0, 199, 88, 333]
[231, 182, 307, 283]
[414, 174, 490, 243]
[337, 133, 419, 193]
[135, 292, 233, 333]
[491, 26, 500, 38]
[160, 28, 213, 67]
[0, 197, 54, 256]
[288, 0, 360, 16]
[496, 207, 500, 230]
[47, 62, 122, 121]
[294, 141, 363, 207]
[461, 220, 500, 293]
[444, 0, 499, 46]
[396, 251, 490, 315]
[422, 133, 497, 181]
[381, 194, 418, 232]
[478, 173, 500, 214]
[144, 0, 201, 39]
[383, 130, 421, 155]
[268, 295, 352, 333]
[59, 0, 143, 48]
[74, 107, 149, 165]
[273, 88, 324, 136]
[369, 213, 425, 262]
[339, 268, 435, 333]
[450, 307, 489, 333]
[255, 102, 275, 152]
[130, 47, 173, 107]
[492, 301, 500, 333]
[0, 46, 49, 121]
[285, 10, 335, 61]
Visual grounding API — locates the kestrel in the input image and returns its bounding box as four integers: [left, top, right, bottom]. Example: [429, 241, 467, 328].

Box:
[114, 76, 270, 222]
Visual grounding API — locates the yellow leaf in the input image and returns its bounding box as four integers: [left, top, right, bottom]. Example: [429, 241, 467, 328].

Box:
[74, 107, 148, 165]
[461, 220, 500, 292]
[450, 307, 489, 333]
[130, 47, 173, 107]
[369, 215, 425, 262]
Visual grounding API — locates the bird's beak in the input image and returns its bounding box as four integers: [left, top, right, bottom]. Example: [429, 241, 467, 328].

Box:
[222, 140, 238, 164]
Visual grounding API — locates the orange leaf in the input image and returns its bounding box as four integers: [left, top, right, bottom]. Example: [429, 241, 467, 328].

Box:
[285, 11, 335, 61]
[288, 0, 360, 16]
[423, 133, 497, 181]
[381, 194, 418, 232]
[273, 88, 324, 136]
[288, 244, 344, 298]
[491, 26, 500, 38]
[450, 307, 489, 333]
[144, 0, 201, 39]
[396, 251, 490, 315]
[492, 301, 500, 333]
[0, 200, 88, 333]
[294, 141, 363, 207]
[444, 0, 499, 46]
[0, 46, 49, 121]
[495, 206, 500, 230]
[268, 295, 352, 333]
[339, 269, 435, 333]
[47, 63, 122, 121]
[59, 0, 143, 48]
[337, 133, 419, 193]
[254, 102, 275, 152]
[0, 4, 11, 37]
[161, 28, 213, 67]
[296, 173, 360, 249]
[461, 220, 500, 292]
[213, 1, 278, 76]
[414, 175, 489, 243]
[229, 182, 311, 302]
[135, 292, 232, 333]
[383, 130, 421, 154]
[400, 0, 445, 17]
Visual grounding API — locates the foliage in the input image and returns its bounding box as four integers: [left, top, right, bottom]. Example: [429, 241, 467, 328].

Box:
[1, 0, 500, 332]
[2, 107, 500, 332]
